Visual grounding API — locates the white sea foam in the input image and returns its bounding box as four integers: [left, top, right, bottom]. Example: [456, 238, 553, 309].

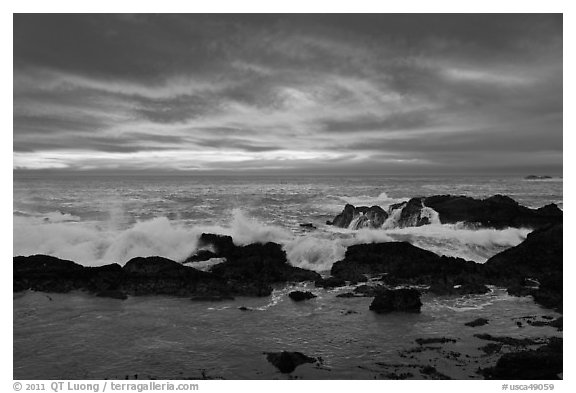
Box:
[13, 206, 531, 272]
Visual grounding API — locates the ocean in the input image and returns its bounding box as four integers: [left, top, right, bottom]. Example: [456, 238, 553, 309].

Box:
[13, 174, 563, 379]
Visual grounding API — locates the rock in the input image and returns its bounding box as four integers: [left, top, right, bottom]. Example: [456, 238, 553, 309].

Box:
[485, 224, 562, 310]
[13, 255, 88, 293]
[264, 351, 317, 373]
[184, 249, 219, 263]
[122, 256, 233, 298]
[288, 291, 317, 301]
[331, 242, 483, 286]
[525, 175, 552, 179]
[330, 204, 388, 229]
[330, 194, 561, 230]
[315, 277, 347, 288]
[396, 198, 432, 227]
[465, 318, 489, 327]
[415, 337, 457, 345]
[299, 223, 316, 229]
[483, 338, 562, 380]
[96, 289, 127, 300]
[473, 334, 544, 346]
[198, 235, 321, 291]
[424, 195, 561, 229]
[369, 288, 422, 313]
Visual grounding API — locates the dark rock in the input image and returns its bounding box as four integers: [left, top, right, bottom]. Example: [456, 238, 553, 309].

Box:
[315, 277, 347, 288]
[189, 234, 321, 296]
[122, 256, 233, 298]
[96, 289, 127, 300]
[465, 318, 489, 327]
[424, 194, 561, 229]
[485, 224, 562, 310]
[331, 194, 561, 230]
[415, 337, 457, 345]
[473, 334, 544, 347]
[238, 306, 251, 311]
[264, 351, 317, 373]
[288, 291, 317, 301]
[525, 175, 552, 179]
[331, 242, 482, 286]
[184, 249, 219, 263]
[483, 338, 562, 379]
[397, 198, 431, 227]
[369, 288, 422, 313]
[528, 317, 563, 331]
[299, 223, 316, 229]
[330, 204, 388, 229]
[13, 255, 88, 293]
[480, 343, 503, 355]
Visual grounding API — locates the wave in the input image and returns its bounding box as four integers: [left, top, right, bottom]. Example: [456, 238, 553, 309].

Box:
[13, 208, 530, 271]
[334, 191, 406, 209]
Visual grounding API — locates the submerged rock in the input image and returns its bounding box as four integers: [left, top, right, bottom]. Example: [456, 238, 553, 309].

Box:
[288, 291, 317, 301]
[264, 351, 317, 373]
[483, 338, 562, 380]
[415, 337, 457, 345]
[369, 288, 422, 313]
[465, 318, 489, 327]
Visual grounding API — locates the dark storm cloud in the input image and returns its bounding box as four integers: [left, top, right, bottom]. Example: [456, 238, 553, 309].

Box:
[13, 14, 562, 173]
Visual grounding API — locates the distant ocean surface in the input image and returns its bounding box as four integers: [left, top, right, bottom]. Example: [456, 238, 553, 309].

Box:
[13, 174, 563, 268]
[13, 174, 564, 379]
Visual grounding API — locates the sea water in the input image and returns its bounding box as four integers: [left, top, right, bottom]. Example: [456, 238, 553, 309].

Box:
[13, 173, 563, 379]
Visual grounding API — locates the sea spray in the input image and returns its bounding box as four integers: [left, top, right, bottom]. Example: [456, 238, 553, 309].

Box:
[13, 208, 531, 270]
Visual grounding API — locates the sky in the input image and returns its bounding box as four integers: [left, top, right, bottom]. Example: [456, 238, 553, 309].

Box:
[13, 14, 563, 175]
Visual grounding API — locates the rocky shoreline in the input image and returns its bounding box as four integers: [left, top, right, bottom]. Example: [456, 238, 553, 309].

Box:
[13, 194, 563, 379]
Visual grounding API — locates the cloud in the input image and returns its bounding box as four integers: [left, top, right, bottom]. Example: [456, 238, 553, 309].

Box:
[13, 14, 562, 174]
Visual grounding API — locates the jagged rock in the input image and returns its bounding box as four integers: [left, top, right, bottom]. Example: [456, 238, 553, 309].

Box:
[264, 351, 317, 373]
[329, 194, 562, 230]
[288, 291, 317, 301]
[485, 224, 562, 310]
[369, 288, 422, 313]
[187, 234, 321, 296]
[330, 204, 388, 229]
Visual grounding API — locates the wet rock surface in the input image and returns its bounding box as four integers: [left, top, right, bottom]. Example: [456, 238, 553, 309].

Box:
[369, 288, 422, 313]
[264, 351, 317, 373]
